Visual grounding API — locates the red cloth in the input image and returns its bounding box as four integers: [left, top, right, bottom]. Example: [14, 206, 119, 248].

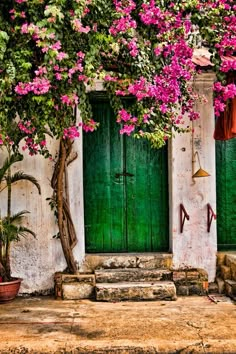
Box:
[214, 75, 236, 140]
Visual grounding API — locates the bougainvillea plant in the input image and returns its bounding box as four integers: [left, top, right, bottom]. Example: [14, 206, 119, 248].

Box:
[0, 0, 235, 273]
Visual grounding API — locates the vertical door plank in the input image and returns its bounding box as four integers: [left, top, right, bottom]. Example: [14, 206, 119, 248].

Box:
[126, 137, 169, 252]
[83, 99, 125, 252]
[216, 139, 236, 250]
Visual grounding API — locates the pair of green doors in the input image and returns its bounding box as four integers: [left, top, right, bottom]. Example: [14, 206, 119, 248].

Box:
[216, 139, 236, 250]
[83, 97, 169, 253]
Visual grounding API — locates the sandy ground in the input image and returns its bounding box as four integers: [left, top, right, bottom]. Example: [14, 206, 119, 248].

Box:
[0, 295, 236, 353]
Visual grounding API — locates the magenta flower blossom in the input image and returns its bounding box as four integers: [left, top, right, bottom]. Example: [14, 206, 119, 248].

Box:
[56, 52, 67, 61]
[120, 124, 135, 136]
[63, 126, 80, 140]
[83, 119, 97, 133]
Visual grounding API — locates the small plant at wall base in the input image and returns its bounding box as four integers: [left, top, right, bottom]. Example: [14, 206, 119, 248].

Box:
[0, 140, 41, 301]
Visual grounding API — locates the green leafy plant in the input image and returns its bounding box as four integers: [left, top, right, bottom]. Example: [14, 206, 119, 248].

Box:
[0, 144, 41, 282]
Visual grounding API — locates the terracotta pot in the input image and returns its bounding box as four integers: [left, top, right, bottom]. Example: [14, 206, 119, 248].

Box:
[0, 278, 22, 303]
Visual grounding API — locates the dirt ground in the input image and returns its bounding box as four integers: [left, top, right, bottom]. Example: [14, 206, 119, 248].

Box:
[0, 295, 236, 353]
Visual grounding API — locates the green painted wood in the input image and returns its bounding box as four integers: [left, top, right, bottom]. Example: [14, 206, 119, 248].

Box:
[125, 137, 169, 252]
[216, 139, 236, 250]
[83, 99, 126, 252]
[83, 98, 169, 253]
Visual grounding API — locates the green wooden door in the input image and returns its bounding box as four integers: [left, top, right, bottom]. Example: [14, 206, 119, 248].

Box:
[83, 97, 169, 253]
[216, 139, 236, 250]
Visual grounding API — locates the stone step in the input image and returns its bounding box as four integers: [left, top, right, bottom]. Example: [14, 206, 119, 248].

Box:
[95, 268, 172, 283]
[96, 281, 177, 302]
[225, 279, 236, 300]
[216, 277, 225, 294]
[220, 265, 231, 280]
[80, 253, 173, 273]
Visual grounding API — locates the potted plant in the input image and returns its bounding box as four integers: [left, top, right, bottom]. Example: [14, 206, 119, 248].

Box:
[0, 141, 41, 302]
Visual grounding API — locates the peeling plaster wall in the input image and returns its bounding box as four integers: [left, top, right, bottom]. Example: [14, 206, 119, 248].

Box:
[169, 73, 217, 282]
[2, 136, 84, 294]
[0, 74, 217, 293]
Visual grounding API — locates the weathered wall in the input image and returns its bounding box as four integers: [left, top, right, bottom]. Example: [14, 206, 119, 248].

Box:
[7, 135, 84, 294]
[0, 73, 217, 293]
[169, 73, 217, 282]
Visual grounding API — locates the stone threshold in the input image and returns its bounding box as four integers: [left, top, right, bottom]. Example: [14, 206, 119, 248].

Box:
[79, 253, 173, 273]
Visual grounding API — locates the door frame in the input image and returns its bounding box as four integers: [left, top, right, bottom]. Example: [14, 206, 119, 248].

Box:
[82, 92, 170, 254]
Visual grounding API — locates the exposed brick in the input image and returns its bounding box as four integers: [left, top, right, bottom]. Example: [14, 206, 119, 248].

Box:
[197, 269, 208, 281]
[62, 274, 95, 284]
[220, 265, 231, 280]
[176, 286, 189, 296]
[208, 282, 219, 294]
[225, 280, 236, 299]
[230, 262, 236, 281]
[173, 271, 186, 283]
[216, 277, 225, 294]
[186, 271, 200, 281]
[189, 284, 204, 296]
[225, 255, 236, 268]
[217, 253, 226, 267]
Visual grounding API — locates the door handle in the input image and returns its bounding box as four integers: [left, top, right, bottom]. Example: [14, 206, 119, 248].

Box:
[115, 172, 134, 178]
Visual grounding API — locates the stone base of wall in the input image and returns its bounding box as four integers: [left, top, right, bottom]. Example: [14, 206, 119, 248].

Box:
[54, 273, 95, 300]
[55, 267, 208, 300]
[216, 253, 236, 300]
[173, 268, 208, 296]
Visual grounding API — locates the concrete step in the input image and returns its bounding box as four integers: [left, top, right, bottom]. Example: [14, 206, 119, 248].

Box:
[95, 268, 172, 283]
[80, 253, 173, 273]
[96, 281, 177, 302]
[225, 279, 236, 300]
[220, 265, 231, 280]
[216, 277, 225, 294]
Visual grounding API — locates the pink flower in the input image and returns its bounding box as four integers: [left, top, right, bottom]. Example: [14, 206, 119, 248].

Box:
[40, 140, 46, 147]
[72, 19, 90, 33]
[31, 77, 51, 94]
[21, 23, 29, 34]
[120, 125, 135, 136]
[61, 93, 79, 106]
[55, 73, 62, 80]
[83, 119, 97, 132]
[51, 41, 62, 51]
[15, 82, 31, 95]
[117, 109, 132, 123]
[63, 126, 80, 140]
[77, 51, 85, 59]
[56, 52, 67, 61]
[104, 75, 118, 82]
[35, 66, 47, 76]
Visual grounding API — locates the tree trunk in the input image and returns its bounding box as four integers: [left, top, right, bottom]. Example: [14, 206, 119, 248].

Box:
[56, 139, 77, 274]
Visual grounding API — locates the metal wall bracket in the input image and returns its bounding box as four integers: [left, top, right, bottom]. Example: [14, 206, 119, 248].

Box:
[207, 203, 217, 232]
[180, 204, 190, 233]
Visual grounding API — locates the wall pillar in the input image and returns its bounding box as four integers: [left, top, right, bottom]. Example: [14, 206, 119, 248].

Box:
[169, 73, 217, 282]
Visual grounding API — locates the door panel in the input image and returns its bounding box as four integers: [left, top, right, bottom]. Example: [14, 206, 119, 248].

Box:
[126, 136, 169, 252]
[216, 139, 236, 250]
[83, 97, 169, 253]
[83, 99, 126, 252]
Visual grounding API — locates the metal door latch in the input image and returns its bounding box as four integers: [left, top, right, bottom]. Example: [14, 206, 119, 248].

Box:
[115, 172, 134, 178]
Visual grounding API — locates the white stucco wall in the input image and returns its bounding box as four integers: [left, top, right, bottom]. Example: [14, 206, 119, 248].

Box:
[169, 73, 217, 281]
[5, 135, 84, 294]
